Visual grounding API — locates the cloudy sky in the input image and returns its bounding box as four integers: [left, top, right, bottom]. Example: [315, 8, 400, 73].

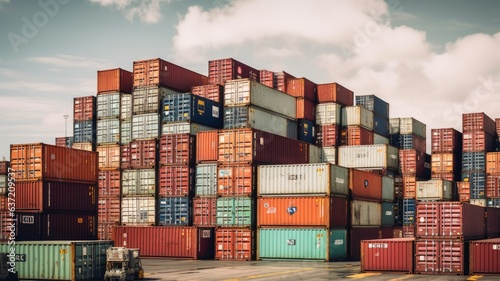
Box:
[1, 0, 499, 159]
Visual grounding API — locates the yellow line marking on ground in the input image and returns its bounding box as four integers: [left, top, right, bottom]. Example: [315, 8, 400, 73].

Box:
[346, 272, 381, 279]
[467, 276, 483, 281]
[222, 267, 314, 281]
[388, 275, 414, 281]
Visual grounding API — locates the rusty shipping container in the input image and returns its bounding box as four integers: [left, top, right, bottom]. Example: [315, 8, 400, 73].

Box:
[196, 130, 219, 163]
[462, 112, 496, 135]
[469, 238, 500, 275]
[97, 144, 121, 170]
[158, 165, 194, 197]
[296, 98, 316, 122]
[257, 196, 348, 227]
[414, 239, 468, 275]
[462, 130, 495, 152]
[350, 169, 383, 201]
[486, 152, 500, 174]
[350, 227, 382, 260]
[259, 69, 275, 88]
[486, 174, 500, 198]
[97, 68, 133, 94]
[486, 207, 500, 237]
[192, 197, 216, 227]
[340, 126, 374, 146]
[111, 226, 215, 259]
[431, 128, 462, 153]
[98, 196, 120, 224]
[133, 58, 208, 91]
[316, 124, 340, 147]
[129, 139, 157, 169]
[73, 95, 96, 121]
[215, 228, 255, 261]
[351, 200, 382, 226]
[317, 82, 353, 106]
[15, 180, 97, 212]
[361, 238, 414, 273]
[208, 58, 259, 86]
[217, 164, 255, 197]
[285, 77, 317, 102]
[10, 143, 98, 183]
[191, 84, 223, 103]
[159, 134, 195, 166]
[399, 149, 431, 178]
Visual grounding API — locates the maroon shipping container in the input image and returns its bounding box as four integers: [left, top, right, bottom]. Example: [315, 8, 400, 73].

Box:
[218, 128, 309, 165]
[129, 139, 157, 169]
[380, 227, 395, 238]
[159, 134, 195, 166]
[73, 95, 96, 121]
[497, 118, 500, 136]
[112, 226, 215, 259]
[215, 228, 255, 261]
[414, 239, 467, 275]
[134, 58, 208, 91]
[276, 71, 296, 93]
[98, 196, 120, 224]
[486, 207, 500, 238]
[350, 227, 381, 260]
[399, 149, 430, 178]
[0, 161, 9, 175]
[97, 68, 133, 94]
[259, 69, 276, 89]
[316, 124, 340, 147]
[98, 170, 120, 197]
[158, 165, 194, 197]
[55, 137, 69, 147]
[416, 202, 486, 239]
[15, 180, 97, 213]
[296, 98, 316, 121]
[340, 126, 374, 146]
[403, 225, 415, 238]
[350, 169, 383, 202]
[16, 212, 97, 241]
[486, 174, 500, 198]
[317, 83, 354, 106]
[458, 182, 470, 202]
[0, 197, 8, 211]
[191, 84, 223, 103]
[431, 128, 462, 154]
[196, 130, 219, 163]
[469, 238, 500, 275]
[285, 77, 317, 102]
[192, 197, 216, 227]
[361, 238, 414, 273]
[0, 211, 14, 241]
[462, 130, 495, 152]
[208, 58, 259, 86]
[462, 112, 496, 136]
[217, 164, 255, 197]
[10, 143, 98, 183]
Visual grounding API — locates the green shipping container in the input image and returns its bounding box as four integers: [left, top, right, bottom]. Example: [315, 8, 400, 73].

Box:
[382, 202, 395, 226]
[257, 228, 348, 261]
[0, 240, 113, 280]
[216, 197, 254, 227]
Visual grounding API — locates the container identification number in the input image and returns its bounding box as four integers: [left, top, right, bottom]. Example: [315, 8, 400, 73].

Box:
[368, 243, 388, 249]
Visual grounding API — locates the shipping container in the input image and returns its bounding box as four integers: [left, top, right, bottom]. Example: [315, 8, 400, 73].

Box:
[259, 69, 276, 89]
[470, 199, 487, 207]
[132, 86, 180, 115]
[216, 197, 254, 227]
[158, 197, 190, 226]
[297, 119, 315, 144]
[121, 169, 156, 196]
[431, 152, 461, 178]
[285, 77, 317, 102]
[257, 163, 349, 196]
[316, 124, 340, 147]
[0, 161, 9, 175]
[317, 82, 353, 106]
[373, 133, 389, 145]
[98, 222, 115, 240]
[96, 92, 122, 119]
[486, 174, 500, 198]
[258, 227, 348, 261]
[195, 163, 217, 197]
[462, 152, 486, 171]
[224, 79, 297, 120]
[469, 238, 500, 275]
[361, 238, 414, 273]
[486, 207, 500, 237]
[296, 98, 316, 121]
[457, 182, 470, 202]
[133, 58, 208, 91]
[276, 71, 295, 93]
[217, 164, 255, 197]
[349, 169, 383, 201]
[98, 196, 120, 224]
[162, 92, 223, 129]
[321, 147, 337, 165]
[389, 118, 400, 135]
[131, 113, 160, 140]
[97, 144, 121, 170]
[431, 128, 462, 153]
[192, 197, 216, 226]
[372, 114, 390, 137]
[73, 120, 96, 143]
[414, 239, 467, 275]
[401, 198, 416, 225]
[209, 58, 259, 86]
[0, 175, 6, 195]
[340, 126, 374, 146]
[463, 130, 495, 152]
[462, 172, 486, 199]
[196, 130, 218, 163]
[16, 212, 97, 241]
[402, 175, 417, 199]
[120, 119, 132, 145]
[191, 84, 223, 103]
[382, 176, 395, 202]
[488, 198, 500, 207]
[399, 117, 426, 138]
[462, 112, 496, 135]
[55, 136, 73, 148]
[120, 197, 156, 226]
[394, 175, 403, 199]
[315, 103, 342, 126]
[73, 95, 96, 121]
[257, 196, 348, 227]
[158, 165, 194, 197]
[215, 228, 254, 261]
[112, 226, 215, 259]
[98, 67, 133, 94]
[351, 200, 382, 226]
[350, 227, 382, 260]
[0, 240, 113, 281]
[120, 93, 132, 120]
[355, 95, 389, 119]
[15, 180, 97, 212]
[0, 211, 13, 241]
[390, 134, 426, 152]
[71, 142, 94, 152]
[486, 152, 500, 174]
[399, 149, 431, 178]
[381, 202, 395, 226]
[308, 144, 322, 164]
[338, 144, 399, 170]
[128, 139, 157, 169]
[159, 133, 195, 166]
[341, 106, 374, 130]
[120, 144, 131, 169]
[416, 179, 452, 201]
[162, 122, 214, 136]
[10, 143, 98, 182]
[96, 118, 120, 145]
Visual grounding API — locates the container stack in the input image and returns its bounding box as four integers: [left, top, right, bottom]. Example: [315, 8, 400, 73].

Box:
[55, 136, 73, 148]
[256, 163, 350, 261]
[10, 143, 98, 241]
[72, 95, 96, 151]
[285, 77, 317, 143]
[355, 95, 390, 145]
[430, 128, 462, 186]
[485, 118, 500, 208]
[461, 112, 496, 207]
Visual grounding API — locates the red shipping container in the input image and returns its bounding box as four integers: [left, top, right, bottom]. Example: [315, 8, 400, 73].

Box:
[317, 82, 354, 106]
[196, 130, 219, 163]
[0, 211, 14, 241]
[159, 134, 195, 166]
[399, 149, 430, 178]
[98, 170, 120, 197]
[361, 238, 414, 273]
[316, 125, 339, 147]
[415, 239, 467, 275]
[462, 112, 496, 135]
[97, 68, 133, 94]
[192, 197, 216, 227]
[134, 58, 208, 91]
[486, 207, 500, 238]
[15, 180, 97, 213]
[486, 152, 500, 174]
[469, 238, 500, 275]
[350, 169, 383, 202]
[259, 69, 276, 89]
[98, 196, 120, 224]
[0, 161, 9, 175]
[403, 225, 415, 238]
[73, 95, 96, 121]
[285, 77, 317, 102]
[10, 143, 98, 183]
[431, 172, 455, 182]
[403, 175, 417, 199]
[215, 228, 254, 261]
[217, 164, 255, 197]
[158, 165, 194, 197]
[130, 139, 157, 169]
[350, 227, 381, 261]
[486, 174, 500, 198]
[296, 98, 316, 121]
[98, 222, 115, 240]
[218, 128, 309, 165]
[208, 58, 259, 86]
[191, 84, 223, 103]
[97, 144, 121, 170]
[340, 126, 374, 146]
[457, 182, 471, 202]
[120, 144, 131, 170]
[431, 128, 462, 154]
[462, 130, 495, 152]
[276, 71, 296, 93]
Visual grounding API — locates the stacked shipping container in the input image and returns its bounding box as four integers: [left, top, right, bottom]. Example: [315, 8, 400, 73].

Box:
[72, 95, 96, 151]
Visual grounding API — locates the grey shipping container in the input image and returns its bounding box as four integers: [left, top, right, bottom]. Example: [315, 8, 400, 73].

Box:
[120, 94, 132, 120]
[121, 119, 132, 144]
[195, 163, 218, 197]
[162, 122, 215, 136]
[351, 200, 382, 226]
[341, 106, 374, 130]
[96, 118, 120, 145]
[121, 169, 156, 196]
[132, 113, 160, 140]
[321, 147, 337, 165]
[416, 179, 452, 201]
[316, 103, 342, 125]
[97, 92, 122, 119]
[73, 120, 95, 143]
[399, 117, 426, 138]
[355, 94, 390, 118]
[120, 196, 156, 226]
[132, 86, 180, 114]
[338, 144, 399, 170]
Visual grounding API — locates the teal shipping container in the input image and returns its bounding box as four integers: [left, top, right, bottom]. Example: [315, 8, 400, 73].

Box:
[0, 240, 113, 281]
[382, 202, 395, 226]
[257, 228, 348, 261]
[216, 197, 254, 227]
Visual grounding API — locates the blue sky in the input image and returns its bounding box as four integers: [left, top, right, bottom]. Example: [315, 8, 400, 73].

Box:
[1, 0, 499, 159]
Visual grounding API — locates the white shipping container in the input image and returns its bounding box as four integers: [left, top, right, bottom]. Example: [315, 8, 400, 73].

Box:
[257, 163, 349, 196]
[351, 200, 382, 226]
[224, 79, 297, 119]
[470, 199, 487, 207]
[120, 94, 132, 120]
[321, 147, 337, 165]
[341, 106, 374, 130]
[97, 118, 120, 145]
[338, 144, 399, 170]
[308, 144, 322, 164]
[399, 117, 426, 138]
[382, 176, 395, 202]
[162, 122, 214, 136]
[416, 179, 452, 201]
[97, 92, 121, 119]
[132, 113, 159, 140]
[316, 103, 342, 125]
[122, 169, 156, 196]
[389, 118, 400, 135]
[121, 119, 132, 144]
[374, 133, 389, 145]
[195, 163, 218, 197]
[120, 197, 156, 225]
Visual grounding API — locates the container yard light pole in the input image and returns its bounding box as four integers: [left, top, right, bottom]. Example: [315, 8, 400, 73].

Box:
[63, 114, 69, 139]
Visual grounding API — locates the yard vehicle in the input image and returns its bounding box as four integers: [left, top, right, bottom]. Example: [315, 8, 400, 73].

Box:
[104, 247, 143, 281]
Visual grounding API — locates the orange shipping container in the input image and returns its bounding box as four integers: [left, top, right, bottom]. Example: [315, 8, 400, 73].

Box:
[316, 125, 340, 147]
[217, 164, 255, 197]
[486, 152, 500, 174]
[158, 165, 194, 197]
[191, 84, 223, 103]
[340, 126, 374, 146]
[10, 143, 98, 183]
[72, 142, 94, 152]
[350, 169, 383, 201]
[457, 182, 470, 202]
[97, 144, 121, 170]
[296, 98, 316, 121]
[98, 170, 121, 197]
[215, 228, 254, 261]
[196, 130, 219, 163]
[431, 172, 455, 182]
[431, 153, 459, 174]
[317, 83, 354, 106]
[192, 197, 216, 227]
[259, 69, 276, 89]
[97, 68, 133, 94]
[403, 175, 417, 199]
[486, 174, 500, 198]
[285, 77, 317, 102]
[159, 134, 195, 166]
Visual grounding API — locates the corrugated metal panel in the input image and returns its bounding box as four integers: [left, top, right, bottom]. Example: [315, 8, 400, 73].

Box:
[133, 86, 176, 114]
[361, 238, 414, 273]
[98, 222, 115, 240]
[191, 84, 223, 103]
[96, 118, 120, 145]
[216, 197, 253, 227]
[402, 175, 417, 199]
[431, 128, 462, 153]
[462, 112, 496, 135]
[382, 176, 395, 202]
[162, 122, 214, 136]
[400, 149, 431, 178]
[317, 82, 353, 106]
[158, 165, 194, 197]
[469, 238, 500, 275]
[132, 113, 159, 140]
[458, 181, 471, 202]
[372, 114, 390, 137]
[355, 95, 390, 119]
[390, 134, 426, 152]
[338, 144, 399, 170]
[416, 180, 453, 201]
[162, 92, 223, 128]
[121, 169, 156, 196]
[96, 92, 121, 119]
[316, 124, 339, 147]
[215, 228, 255, 260]
[432, 152, 460, 174]
[71, 142, 94, 151]
[340, 126, 374, 146]
[341, 106, 374, 130]
[381, 202, 395, 226]
[217, 164, 255, 197]
[73, 96, 96, 122]
[316, 103, 342, 125]
[462, 171, 486, 199]
[98, 196, 120, 224]
[0, 161, 9, 174]
[55, 137, 73, 148]
[463, 131, 495, 152]
[120, 144, 132, 169]
[120, 197, 156, 226]
[298, 119, 315, 144]
[308, 143, 322, 164]
[389, 118, 400, 135]
[486, 207, 500, 237]
[16, 213, 97, 241]
[0, 211, 13, 241]
[415, 239, 466, 275]
[0, 175, 6, 195]
[192, 197, 216, 226]
[259, 69, 276, 88]
[351, 200, 382, 226]
[285, 77, 317, 102]
[120, 93, 132, 120]
[73, 120, 96, 143]
[195, 163, 217, 197]
[321, 147, 337, 165]
[196, 130, 219, 163]
[120, 119, 132, 145]
[209, 58, 259, 86]
[399, 117, 426, 138]
[486, 174, 500, 198]
[350, 169, 383, 201]
[129, 139, 157, 169]
[296, 98, 316, 121]
[98, 67, 133, 94]
[350, 227, 381, 260]
[158, 197, 190, 226]
[159, 133, 195, 166]
[97, 144, 121, 170]
[486, 152, 500, 174]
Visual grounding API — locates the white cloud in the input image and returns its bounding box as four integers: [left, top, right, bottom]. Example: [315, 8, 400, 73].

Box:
[26, 54, 111, 69]
[89, 0, 168, 23]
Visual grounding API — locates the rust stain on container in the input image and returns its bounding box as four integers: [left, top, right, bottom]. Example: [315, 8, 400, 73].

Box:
[196, 130, 219, 163]
[192, 197, 217, 227]
[215, 228, 255, 261]
[158, 165, 194, 197]
[159, 134, 195, 166]
[217, 164, 255, 197]
[361, 238, 414, 273]
[97, 68, 133, 94]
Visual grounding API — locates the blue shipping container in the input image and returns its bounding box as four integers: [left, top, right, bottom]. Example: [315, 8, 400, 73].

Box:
[487, 198, 500, 208]
[162, 93, 223, 128]
[297, 119, 315, 144]
[389, 134, 423, 150]
[373, 114, 390, 137]
[73, 120, 95, 143]
[462, 152, 486, 171]
[158, 197, 190, 226]
[462, 172, 486, 199]
[355, 95, 389, 118]
[397, 198, 415, 226]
